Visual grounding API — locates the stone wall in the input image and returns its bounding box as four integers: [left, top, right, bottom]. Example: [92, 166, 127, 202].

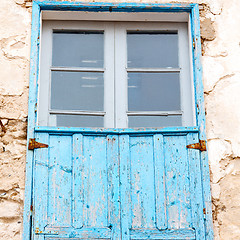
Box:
[0, 0, 239, 239]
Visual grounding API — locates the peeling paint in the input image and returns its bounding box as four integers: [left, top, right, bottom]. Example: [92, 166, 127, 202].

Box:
[0, 0, 240, 240]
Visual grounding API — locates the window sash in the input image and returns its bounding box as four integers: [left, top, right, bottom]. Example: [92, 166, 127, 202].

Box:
[114, 22, 194, 128]
[38, 21, 195, 128]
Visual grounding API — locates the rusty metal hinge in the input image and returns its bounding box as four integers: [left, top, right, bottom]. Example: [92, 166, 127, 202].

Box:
[186, 140, 206, 151]
[28, 138, 48, 150]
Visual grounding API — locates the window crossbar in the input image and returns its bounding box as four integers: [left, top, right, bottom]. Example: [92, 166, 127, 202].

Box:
[50, 67, 105, 72]
[127, 111, 182, 116]
[126, 68, 181, 73]
[49, 110, 106, 116]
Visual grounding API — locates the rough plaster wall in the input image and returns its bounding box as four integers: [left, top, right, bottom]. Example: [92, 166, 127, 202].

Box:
[0, 0, 239, 239]
[0, 0, 31, 239]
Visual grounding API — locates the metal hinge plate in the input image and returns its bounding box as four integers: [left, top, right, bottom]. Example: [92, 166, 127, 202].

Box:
[186, 140, 206, 151]
[28, 138, 49, 150]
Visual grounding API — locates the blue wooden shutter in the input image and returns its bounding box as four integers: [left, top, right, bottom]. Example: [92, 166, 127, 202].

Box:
[119, 131, 206, 240]
[32, 128, 206, 240]
[33, 132, 121, 239]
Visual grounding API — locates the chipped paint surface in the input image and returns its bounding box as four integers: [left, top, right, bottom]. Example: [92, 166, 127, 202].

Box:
[31, 130, 205, 239]
[0, 0, 239, 240]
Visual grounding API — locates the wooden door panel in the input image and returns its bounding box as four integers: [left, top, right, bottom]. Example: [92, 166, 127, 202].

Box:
[48, 135, 72, 227]
[33, 130, 205, 240]
[130, 136, 157, 229]
[164, 135, 192, 229]
[33, 133, 120, 239]
[119, 132, 205, 240]
[83, 135, 108, 227]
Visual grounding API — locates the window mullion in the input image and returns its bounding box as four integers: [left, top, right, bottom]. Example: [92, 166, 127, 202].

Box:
[114, 24, 128, 128]
[104, 23, 115, 128]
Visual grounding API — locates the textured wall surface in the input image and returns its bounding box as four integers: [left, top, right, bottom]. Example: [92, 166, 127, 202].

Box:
[0, 0, 239, 239]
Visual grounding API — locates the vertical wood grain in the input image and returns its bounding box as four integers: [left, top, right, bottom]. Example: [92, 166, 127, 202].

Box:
[72, 134, 84, 228]
[164, 135, 191, 229]
[187, 133, 206, 240]
[107, 135, 121, 239]
[130, 136, 155, 229]
[83, 136, 108, 227]
[48, 135, 72, 227]
[153, 134, 167, 230]
[119, 134, 131, 240]
[33, 132, 49, 240]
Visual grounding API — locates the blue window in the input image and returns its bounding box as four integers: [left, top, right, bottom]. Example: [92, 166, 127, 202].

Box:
[23, 1, 213, 240]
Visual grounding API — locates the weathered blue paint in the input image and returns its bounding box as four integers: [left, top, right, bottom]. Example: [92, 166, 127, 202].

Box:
[106, 135, 121, 239]
[153, 134, 166, 229]
[191, 5, 214, 240]
[35, 0, 194, 12]
[33, 132, 48, 240]
[31, 131, 205, 239]
[23, 2, 41, 240]
[23, 2, 214, 240]
[187, 133, 206, 239]
[119, 134, 131, 240]
[72, 134, 84, 228]
[35, 126, 199, 134]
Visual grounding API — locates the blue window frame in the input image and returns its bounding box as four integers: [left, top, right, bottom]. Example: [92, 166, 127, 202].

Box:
[23, 1, 213, 239]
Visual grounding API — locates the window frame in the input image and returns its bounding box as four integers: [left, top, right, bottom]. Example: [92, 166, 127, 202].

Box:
[39, 21, 194, 128]
[39, 21, 113, 127]
[23, 1, 213, 240]
[114, 22, 194, 128]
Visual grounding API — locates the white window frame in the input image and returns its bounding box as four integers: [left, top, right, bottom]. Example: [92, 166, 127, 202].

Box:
[114, 22, 194, 127]
[39, 21, 115, 127]
[38, 13, 196, 128]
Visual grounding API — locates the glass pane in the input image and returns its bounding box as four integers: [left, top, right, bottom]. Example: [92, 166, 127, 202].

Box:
[51, 71, 104, 111]
[128, 116, 182, 128]
[52, 31, 104, 68]
[50, 114, 104, 128]
[127, 31, 178, 68]
[128, 73, 180, 111]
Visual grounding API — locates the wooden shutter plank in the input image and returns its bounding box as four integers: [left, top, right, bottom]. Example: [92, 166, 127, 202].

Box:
[130, 136, 156, 229]
[119, 135, 131, 240]
[164, 135, 192, 229]
[33, 132, 49, 239]
[72, 134, 84, 228]
[178, 135, 192, 228]
[48, 135, 72, 227]
[83, 136, 108, 227]
[153, 134, 167, 230]
[187, 133, 206, 239]
[106, 135, 121, 239]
